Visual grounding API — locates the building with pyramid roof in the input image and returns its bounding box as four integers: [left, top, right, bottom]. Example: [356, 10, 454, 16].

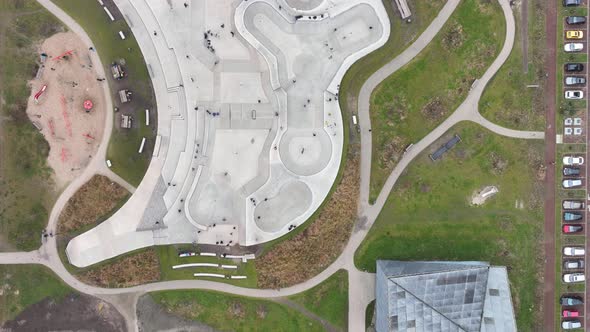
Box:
[375, 261, 516, 332]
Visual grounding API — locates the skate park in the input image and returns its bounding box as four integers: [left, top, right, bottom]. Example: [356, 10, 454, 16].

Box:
[66, 0, 389, 267]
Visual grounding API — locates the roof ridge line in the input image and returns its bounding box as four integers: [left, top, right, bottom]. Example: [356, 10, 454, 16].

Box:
[390, 280, 469, 332]
[385, 265, 488, 279]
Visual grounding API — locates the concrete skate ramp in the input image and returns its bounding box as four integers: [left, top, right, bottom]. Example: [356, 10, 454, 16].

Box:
[254, 180, 312, 232]
[284, 0, 324, 10]
[279, 128, 332, 176]
[192, 176, 233, 225]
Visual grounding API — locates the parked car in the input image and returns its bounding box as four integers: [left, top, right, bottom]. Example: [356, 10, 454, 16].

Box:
[563, 179, 583, 188]
[565, 90, 584, 99]
[564, 212, 583, 221]
[563, 224, 583, 233]
[564, 0, 582, 6]
[561, 296, 584, 306]
[563, 309, 580, 317]
[567, 30, 584, 39]
[563, 156, 584, 165]
[564, 260, 585, 270]
[563, 320, 583, 329]
[564, 167, 581, 176]
[564, 247, 585, 256]
[567, 16, 587, 25]
[565, 76, 587, 85]
[565, 43, 584, 52]
[563, 200, 585, 210]
[566, 63, 585, 72]
[563, 273, 586, 283]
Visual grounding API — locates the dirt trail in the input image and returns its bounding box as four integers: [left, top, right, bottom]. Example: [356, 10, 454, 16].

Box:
[26, 31, 106, 188]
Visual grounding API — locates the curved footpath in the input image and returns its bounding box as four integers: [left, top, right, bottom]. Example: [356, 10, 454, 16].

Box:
[0, 0, 543, 331]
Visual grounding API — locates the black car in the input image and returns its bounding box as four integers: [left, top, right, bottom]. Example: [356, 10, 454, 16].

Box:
[566, 63, 584, 72]
[564, 167, 581, 176]
[564, 0, 581, 6]
[567, 16, 587, 25]
[561, 296, 584, 306]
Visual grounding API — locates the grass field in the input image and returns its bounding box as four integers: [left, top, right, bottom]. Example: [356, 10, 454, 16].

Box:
[368, 0, 505, 202]
[157, 245, 258, 288]
[53, 0, 156, 186]
[151, 290, 323, 332]
[479, 0, 546, 131]
[289, 270, 348, 330]
[355, 122, 545, 330]
[0, 1, 64, 251]
[0, 265, 72, 324]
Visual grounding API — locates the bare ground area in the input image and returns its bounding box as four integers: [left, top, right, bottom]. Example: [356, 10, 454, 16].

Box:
[256, 148, 360, 288]
[1, 293, 125, 332]
[77, 249, 160, 288]
[26, 31, 106, 188]
[136, 294, 217, 332]
[58, 174, 129, 234]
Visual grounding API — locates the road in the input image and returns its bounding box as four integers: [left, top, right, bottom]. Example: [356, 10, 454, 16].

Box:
[0, 0, 543, 331]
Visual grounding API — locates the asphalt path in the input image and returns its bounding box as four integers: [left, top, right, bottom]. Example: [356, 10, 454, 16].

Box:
[0, 0, 545, 331]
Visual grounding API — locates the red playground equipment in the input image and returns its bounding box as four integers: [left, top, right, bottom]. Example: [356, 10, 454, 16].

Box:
[34, 85, 47, 104]
[52, 50, 74, 61]
[83, 99, 93, 113]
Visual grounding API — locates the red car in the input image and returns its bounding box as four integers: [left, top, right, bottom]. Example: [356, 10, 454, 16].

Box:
[563, 224, 584, 233]
[563, 310, 580, 317]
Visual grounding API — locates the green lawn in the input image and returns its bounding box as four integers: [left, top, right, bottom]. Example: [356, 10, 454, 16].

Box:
[356, 122, 544, 330]
[479, 0, 546, 131]
[289, 270, 348, 330]
[150, 290, 323, 332]
[368, 0, 505, 202]
[157, 245, 258, 288]
[53, 0, 156, 186]
[0, 1, 64, 251]
[0, 265, 72, 323]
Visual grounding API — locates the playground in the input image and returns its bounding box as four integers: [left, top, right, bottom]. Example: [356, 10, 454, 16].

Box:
[26, 31, 105, 187]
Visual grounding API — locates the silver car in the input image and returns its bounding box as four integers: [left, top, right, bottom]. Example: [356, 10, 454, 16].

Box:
[563, 179, 583, 188]
[565, 76, 586, 85]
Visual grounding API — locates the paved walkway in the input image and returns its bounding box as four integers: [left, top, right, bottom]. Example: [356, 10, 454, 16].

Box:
[0, 0, 543, 331]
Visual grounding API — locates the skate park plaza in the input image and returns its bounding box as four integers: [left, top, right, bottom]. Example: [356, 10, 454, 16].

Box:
[66, 0, 389, 268]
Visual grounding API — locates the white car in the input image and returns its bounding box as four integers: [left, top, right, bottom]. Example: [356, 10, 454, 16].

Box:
[563, 156, 584, 166]
[563, 320, 582, 330]
[565, 90, 584, 99]
[563, 179, 583, 188]
[565, 43, 584, 52]
[564, 247, 585, 256]
[564, 273, 586, 283]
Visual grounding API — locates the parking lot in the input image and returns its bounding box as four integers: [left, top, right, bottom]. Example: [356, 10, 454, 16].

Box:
[558, 1, 590, 330]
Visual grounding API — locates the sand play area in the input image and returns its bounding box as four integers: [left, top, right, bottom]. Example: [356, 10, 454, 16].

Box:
[26, 31, 106, 187]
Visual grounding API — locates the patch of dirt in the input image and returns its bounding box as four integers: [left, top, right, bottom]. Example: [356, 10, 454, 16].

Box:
[442, 22, 465, 50]
[380, 136, 405, 167]
[58, 175, 129, 234]
[1, 293, 125, 332]
[256, 305, 268, 319]
[77, 249, 160, 288]
[229, 302, 245, 319]
[421, 97, 446, 121]
[25, 31, 106, 188]
[137, 295, 216, 332]
[255, 147, 360, 288]
[489, 152, 508, 174]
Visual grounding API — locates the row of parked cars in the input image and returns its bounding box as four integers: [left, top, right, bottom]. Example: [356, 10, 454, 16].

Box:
[564, 14, 586, 104]
[561, 4, 586, 329]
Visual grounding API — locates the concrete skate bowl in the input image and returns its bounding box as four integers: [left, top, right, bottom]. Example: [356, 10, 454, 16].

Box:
[279, 128, 332, 176]
[284, 0, 324, 11]
[254, 180, 312, 232]
[190, 176, 234, 226]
